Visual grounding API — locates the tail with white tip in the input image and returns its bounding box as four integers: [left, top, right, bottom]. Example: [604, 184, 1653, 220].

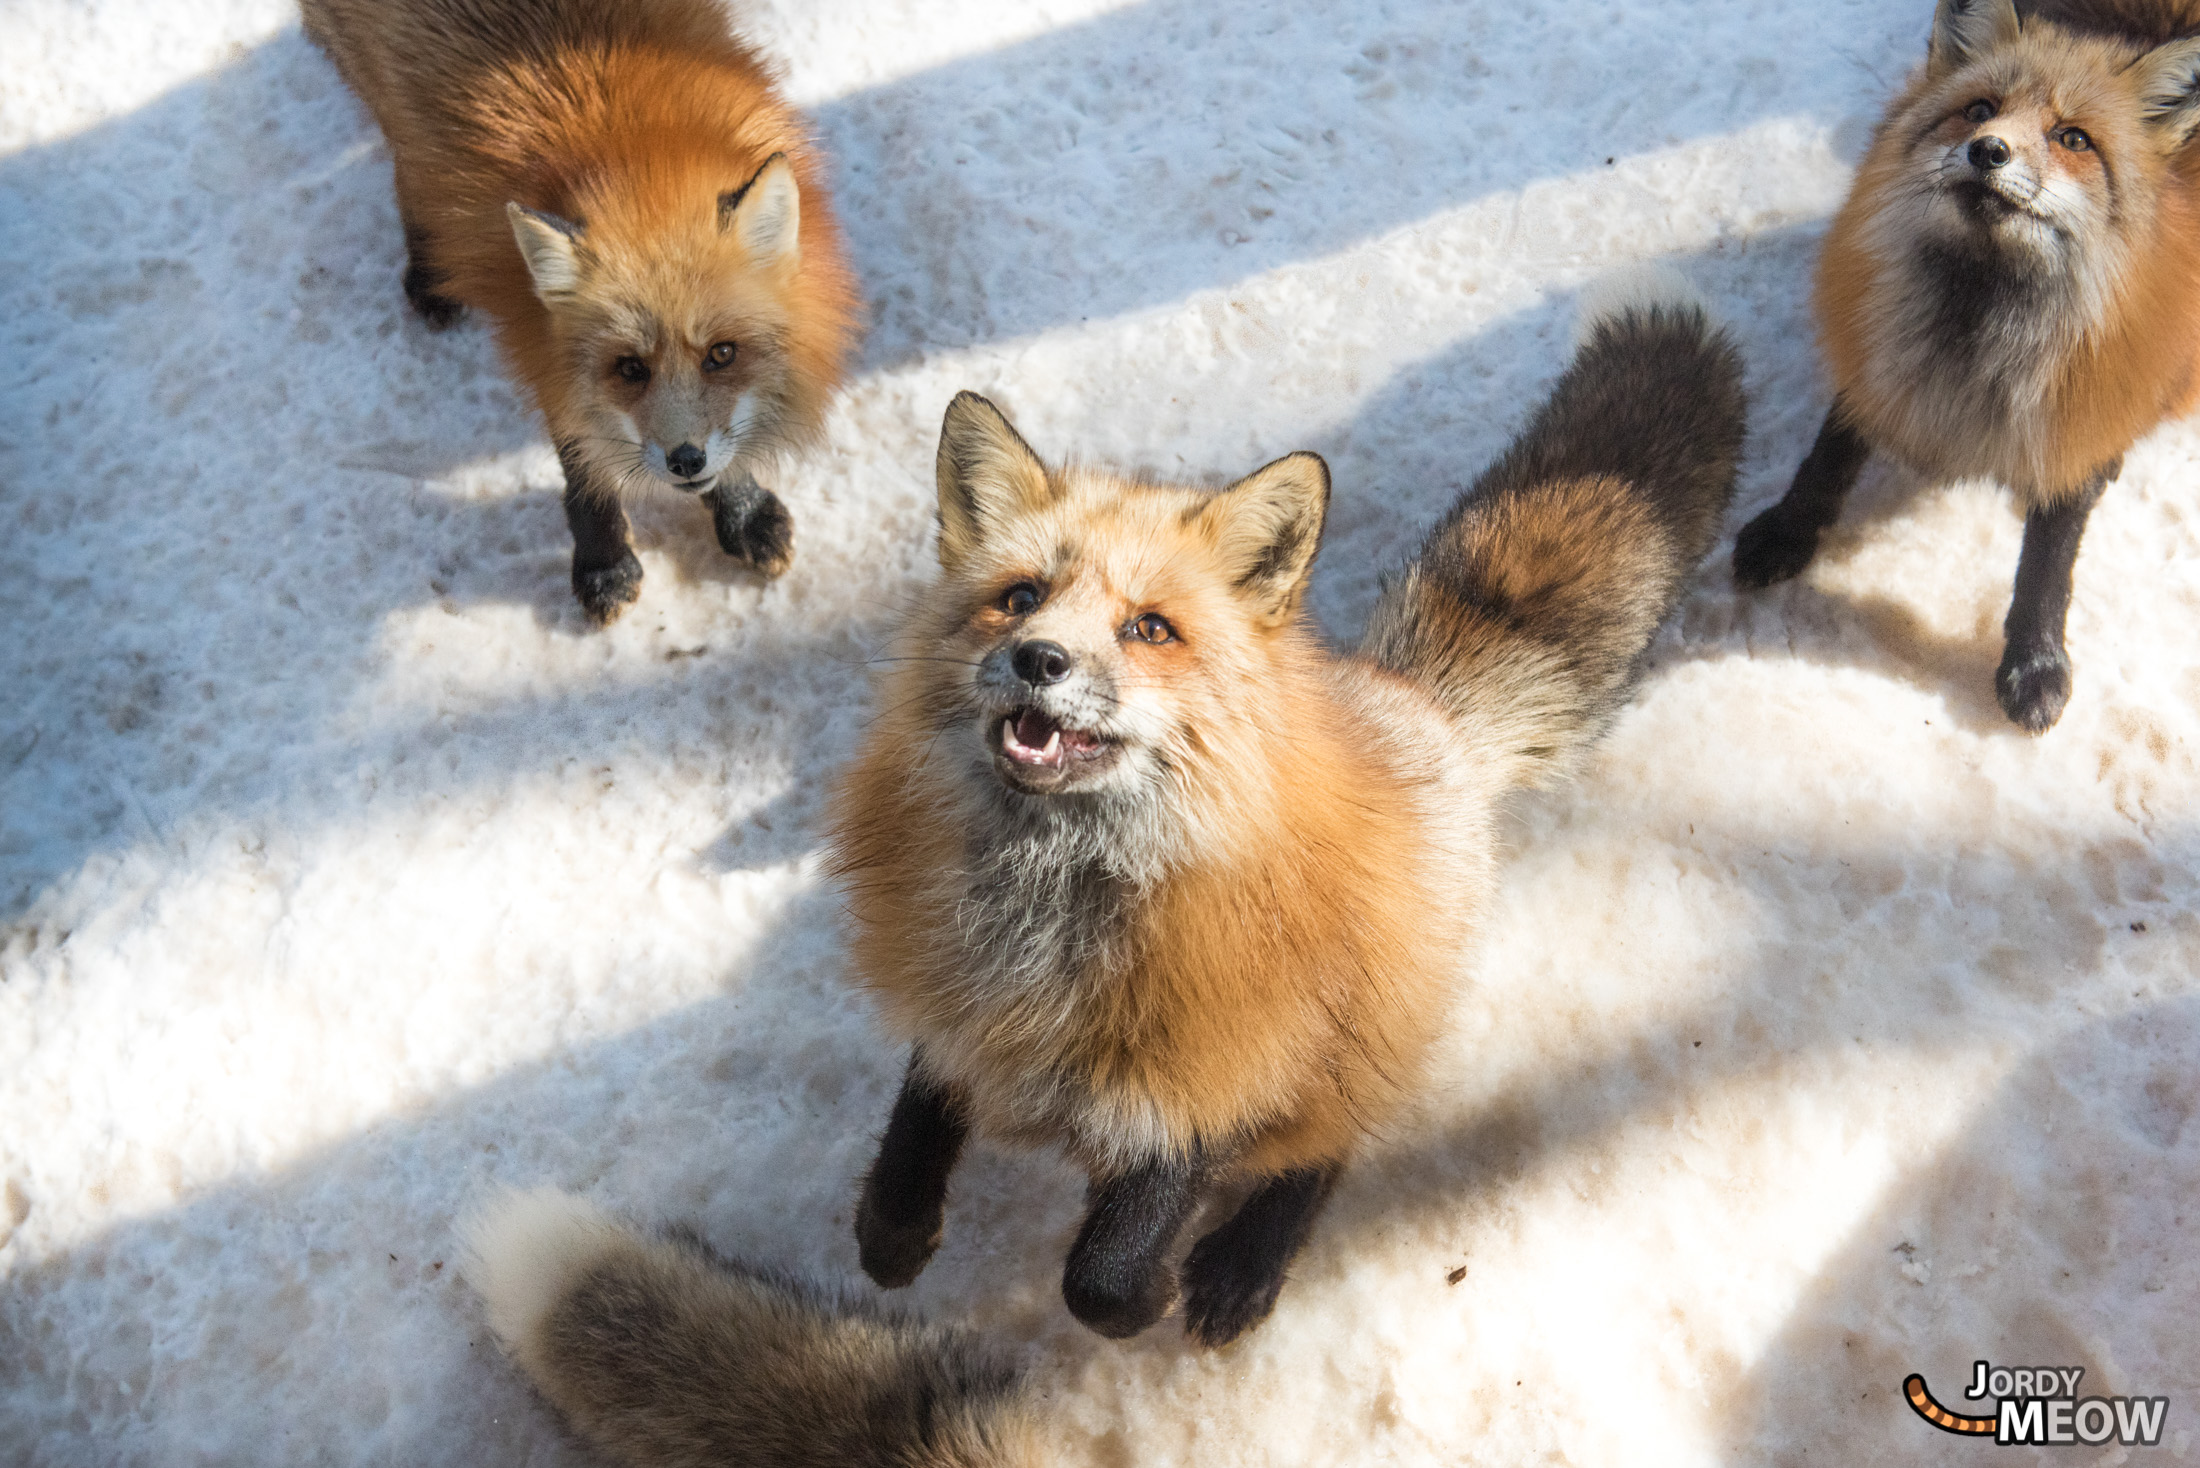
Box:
[461, 1189, 1048, 1468]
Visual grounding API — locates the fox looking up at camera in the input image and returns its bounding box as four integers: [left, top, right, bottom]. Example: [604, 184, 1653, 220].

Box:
[827, 281, 1746, 1350]
[1734, 0, 2200, 731]
[302, 0, 859, 623]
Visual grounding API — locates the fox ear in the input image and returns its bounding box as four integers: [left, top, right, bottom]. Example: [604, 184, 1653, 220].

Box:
[1196, 452, 1330, 624]
[1928, 0, 2020, 76]
[2137, 36, 2200, 143]
[935, 392, 1052, 571]
[720, 154, 800, 267]
[506, 202, 586, 302]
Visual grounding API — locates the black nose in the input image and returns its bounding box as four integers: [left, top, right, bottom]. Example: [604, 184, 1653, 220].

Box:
[1968, 136, 2011, 170]
[1011, 640, 1072, 687]
[666, 442, 706, 478]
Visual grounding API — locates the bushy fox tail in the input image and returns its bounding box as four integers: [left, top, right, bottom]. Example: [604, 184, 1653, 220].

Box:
[461, 1190, 1045, 1468]
[1360, 271, 1746, 785]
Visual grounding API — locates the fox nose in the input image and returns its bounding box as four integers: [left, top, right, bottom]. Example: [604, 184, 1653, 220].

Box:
[1011, 640, 1072, 688]
[666, 442, 707, 479]
[1968, 136, 2011, 170]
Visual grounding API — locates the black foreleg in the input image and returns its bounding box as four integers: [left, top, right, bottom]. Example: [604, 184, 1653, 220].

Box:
[1180, 1163, 1341, 1347]
[1061, 1151, 1209, 1339]
[702, 470, 795, 578]
[400, 218, 464, 330]
[557, 440, 642, 624]
[854, 1053, 970, 1289]
[1733, 402, 1872, 588]
[1996, 462, 2114, 734]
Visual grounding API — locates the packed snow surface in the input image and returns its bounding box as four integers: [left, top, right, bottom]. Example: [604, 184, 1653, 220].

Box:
[5, 0, 2199, 1463]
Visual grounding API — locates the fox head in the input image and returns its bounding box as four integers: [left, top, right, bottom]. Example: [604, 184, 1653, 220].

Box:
[508, 154, 806, 492]
[907, 392, 1330, 821]
[1876, 0, 2200, 282]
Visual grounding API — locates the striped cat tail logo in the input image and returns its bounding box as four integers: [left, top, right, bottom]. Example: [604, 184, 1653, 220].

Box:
[1903, 1361, 2168, 1446]
[1905, 1373, 1996, 1435]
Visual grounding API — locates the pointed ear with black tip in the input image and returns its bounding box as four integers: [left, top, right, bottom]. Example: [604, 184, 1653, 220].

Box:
[1928, 0, 2021, 77]
[506, 202, 586, 303]
[935, 392, 1053, 572]
[719, 153, 800, 268]
[2137, 35, 2200, 146]
[1194, 452, 1330, 624]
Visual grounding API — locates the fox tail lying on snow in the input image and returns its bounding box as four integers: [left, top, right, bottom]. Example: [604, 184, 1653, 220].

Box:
[461, 1189, 1048, 1468]
[1361, 271, 1746, 784]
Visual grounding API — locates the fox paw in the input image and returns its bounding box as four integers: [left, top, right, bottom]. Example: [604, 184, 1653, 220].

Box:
[854, 1200, 942, 1290]
[1063, 1265, 1177, 1340]
[1732, 507, 1820, 589]
[707, 481, 795, 578]
[572, 549, 643, 626]
[1996, 642, 2072, 734]
[402, 264, 464, 331]
[1179, 1229, 1288, 1348]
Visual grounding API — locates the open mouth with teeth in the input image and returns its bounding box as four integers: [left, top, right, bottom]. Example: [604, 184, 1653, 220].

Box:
[993, 707, 1112, 785]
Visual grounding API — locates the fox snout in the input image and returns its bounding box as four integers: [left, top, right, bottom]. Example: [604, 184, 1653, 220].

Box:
[1968, 135, 2012, 171]
[1010, 640, 1073, 687]
[665, 442, 707, 481]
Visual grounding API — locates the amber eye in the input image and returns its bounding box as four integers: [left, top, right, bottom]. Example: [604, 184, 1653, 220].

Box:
[704, 341, 737, 370]
[1129, 612, 1176, 645]
[1964, 98, 1998, 124]
[2058, 126, 2093, 152]
[614, 355, 650, 384]
[998, 582, 1042, 616]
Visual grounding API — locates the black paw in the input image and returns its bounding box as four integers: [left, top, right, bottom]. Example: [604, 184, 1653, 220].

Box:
[1063, 1265, 1177, 1340]
[572, 548, 643, 625]
[854, 1198, 942, 1290]
[1179, 1226, 1289, 1348]
[1732, 506, 1821, 589]
[707, 480, 795, 578]
[1996, 640, 2072, 734]
[403, 264, 464, 330]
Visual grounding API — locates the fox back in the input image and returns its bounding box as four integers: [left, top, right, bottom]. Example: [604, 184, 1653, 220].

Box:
[1818, 0, 2200, 501]
[303, 0, 858, 496]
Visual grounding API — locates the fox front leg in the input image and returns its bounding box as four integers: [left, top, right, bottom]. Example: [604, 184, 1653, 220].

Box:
[556, 441, 643, 624]
[1997, 463, 2113, 734]
[1061, 1151, 1208, 1339]
[1179, 1162, 1341, 1348]
[702, 470, 795, 578]
[1732, 403, 1872, 588]
[854, 1053, 969, 1289]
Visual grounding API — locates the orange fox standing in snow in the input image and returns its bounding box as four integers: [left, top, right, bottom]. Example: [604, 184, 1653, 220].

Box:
[1734, 0, 2200, 730]
[829, 285, 1746, 1350]
[302, 0, 859, 622]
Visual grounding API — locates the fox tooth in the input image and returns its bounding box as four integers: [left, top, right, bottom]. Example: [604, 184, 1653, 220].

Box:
[1002, 717, 1017, 747]
[1041, 730, 1061, 759]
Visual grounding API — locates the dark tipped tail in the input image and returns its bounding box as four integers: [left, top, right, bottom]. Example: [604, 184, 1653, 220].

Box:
[462, 1190, 1044, 1468]
[1361, 276, 1746, 784]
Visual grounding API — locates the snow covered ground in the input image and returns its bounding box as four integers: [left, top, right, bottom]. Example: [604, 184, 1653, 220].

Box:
[4, 0, 2198, 1461]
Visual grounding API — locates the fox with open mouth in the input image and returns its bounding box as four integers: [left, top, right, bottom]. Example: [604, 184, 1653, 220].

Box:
[1734, 0, 2200, 731]
[825, 279, 1747, 1351]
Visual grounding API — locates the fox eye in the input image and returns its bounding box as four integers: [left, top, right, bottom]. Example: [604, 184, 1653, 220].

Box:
[1964, 98, 1998, 124]
[704, 341, 737, 370]
[1129, 612, 1176, 645]
[997, 582, 1042, 616]
[2058, 126, 2093, 152]
[613, 355, 650, 384]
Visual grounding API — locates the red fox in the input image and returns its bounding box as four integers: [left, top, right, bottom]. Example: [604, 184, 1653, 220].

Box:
[826, 284, 1746, 1350]
[1733, 0, 2200, 730]
[456, 292, 1743, 1464]
[301, 0, 860, 623]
